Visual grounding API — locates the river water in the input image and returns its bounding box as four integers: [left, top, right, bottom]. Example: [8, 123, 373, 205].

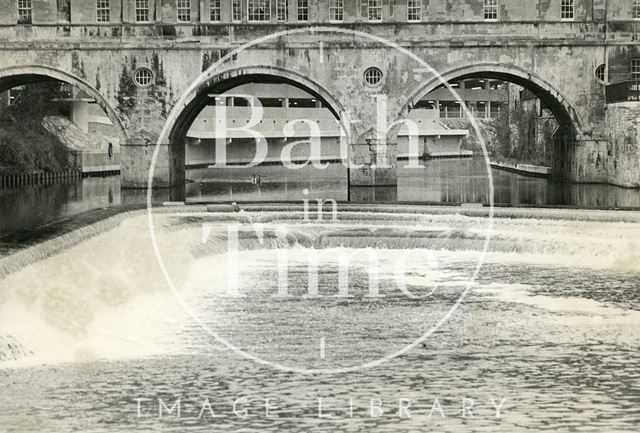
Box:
[1, 158, 640, 241]
[0, 207, 639, 432]
[185, 158, 640, 207]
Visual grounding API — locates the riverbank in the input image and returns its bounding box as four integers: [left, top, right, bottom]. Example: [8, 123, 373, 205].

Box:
[0, 84, 72, 176]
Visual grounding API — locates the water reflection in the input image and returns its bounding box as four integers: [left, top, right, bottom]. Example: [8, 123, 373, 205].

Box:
[186, 164, 348, 202]
[1, 157, 639, 239]
[0, 177, 121, 236]
[0, 177, 166, 241]
[187, 158, 640, 208]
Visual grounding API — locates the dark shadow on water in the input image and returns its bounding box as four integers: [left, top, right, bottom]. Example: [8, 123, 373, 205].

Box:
[185, 158, 640, 208]
[2, 158, 640, 246]
[0, 177, 168, 250]
[349, 186, 398, 202]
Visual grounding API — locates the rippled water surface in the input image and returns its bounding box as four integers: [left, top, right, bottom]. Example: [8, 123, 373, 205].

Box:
[0, 208, 639, 432]
[3, 157, 638, 243]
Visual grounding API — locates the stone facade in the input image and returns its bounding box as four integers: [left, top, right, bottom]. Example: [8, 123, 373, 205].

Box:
[606, 103, 640, 188]
[1, 0, 639, 25]
[0, 0, 638, 190]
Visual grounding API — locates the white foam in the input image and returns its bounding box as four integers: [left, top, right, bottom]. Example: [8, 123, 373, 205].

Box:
[1, 211, 638, 367]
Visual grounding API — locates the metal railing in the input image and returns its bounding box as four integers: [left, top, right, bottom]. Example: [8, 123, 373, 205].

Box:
[606, 81, 640, 104]
[0, 170, 81, 189]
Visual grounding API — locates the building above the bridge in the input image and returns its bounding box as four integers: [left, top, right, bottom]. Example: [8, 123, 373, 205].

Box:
[1, 0, 639, 25]
[2, 1, 638, 87]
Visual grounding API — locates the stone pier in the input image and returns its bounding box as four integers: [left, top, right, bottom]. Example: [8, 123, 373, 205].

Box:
[606, 103, 640, 188]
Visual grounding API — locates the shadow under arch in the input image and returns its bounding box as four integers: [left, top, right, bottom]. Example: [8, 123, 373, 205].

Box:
[401, 63, 585, 138]
[0, 65, 127, 143]
[398, 63, 586, 180]
[163, 65, 348, 199]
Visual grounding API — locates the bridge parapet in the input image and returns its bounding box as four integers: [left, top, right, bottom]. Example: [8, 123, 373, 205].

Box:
[1, 22, 635, 45]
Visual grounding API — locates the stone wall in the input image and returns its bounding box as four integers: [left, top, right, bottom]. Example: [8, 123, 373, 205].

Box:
[606, 103, 640, 188]
[440, 118, 497, 152]
[3, 0, 639, 25]
[349, 142, 398, 187]
[120, 143, 170, 189]
[568, 139, 609, 184]
[0, 11, 636, 187]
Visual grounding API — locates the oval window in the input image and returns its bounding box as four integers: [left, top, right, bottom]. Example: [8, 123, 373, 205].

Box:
[363, 67, 384, 87]
[133, 67, 154, 88]
[595, 64, 607, 84]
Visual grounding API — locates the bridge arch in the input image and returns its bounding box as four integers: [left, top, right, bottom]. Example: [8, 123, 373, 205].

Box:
[0, 65, 127, 142]
[401, 63, 586, 139]
[162, 65, 347, 192]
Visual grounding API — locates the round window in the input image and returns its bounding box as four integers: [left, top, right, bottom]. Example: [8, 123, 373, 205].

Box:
[133, 67, 154, 87]
[363, 67, 384, 87]
[595, 64, 607, 84]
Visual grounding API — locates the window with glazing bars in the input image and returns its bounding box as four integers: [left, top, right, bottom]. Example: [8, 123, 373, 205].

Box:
[248, 0, 271, 21]
[632, 59, 640, 99]
[17, 0, 32, 24]
[177, 0, 191, 21]
[96, 0, 110, 22]
[135, 0, 149, 22]
[209, 0, 221, 21]
[483, 0, 498, 20]
[329, 0, 343, 21]
[276, 0, 287, 21]
[407, 0, 421, 21]
[368, 0, 382, 21]
[632, 59, 640, 81]
[232, 0, 242, 21]
[561, 0, 574, 20]
[297, 0, 308, 21]
[633, 0, 640, 19]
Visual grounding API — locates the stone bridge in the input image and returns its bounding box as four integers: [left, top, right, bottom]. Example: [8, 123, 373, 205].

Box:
[0, 19, 638, 193]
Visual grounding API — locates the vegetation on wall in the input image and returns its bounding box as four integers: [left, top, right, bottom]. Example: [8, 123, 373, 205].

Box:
[494, 103, 555, 167]
[439, 118, 497, 152]
[0, 83, 70, 175]
[116, 54, 174, 123]
[151, 53, 172, 117]
[116, 59, 137, 118]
